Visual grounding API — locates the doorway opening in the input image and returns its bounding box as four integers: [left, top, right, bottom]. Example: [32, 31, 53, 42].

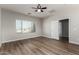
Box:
[59, 19, 69, 43]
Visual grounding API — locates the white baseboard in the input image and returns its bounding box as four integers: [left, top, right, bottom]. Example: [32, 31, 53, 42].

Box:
[42, 35, 59, 40]
[69, 40, 79, 45]
[42, 35, 51, 38]
[2, 35, 41, 44]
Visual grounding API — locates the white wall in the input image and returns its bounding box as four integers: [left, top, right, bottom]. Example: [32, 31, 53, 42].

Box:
[0, 8, 1, 46]
[42, 5, 79, 45]
[68, 10, 79, 45]
[42, 11, 67, 40]
[42, 18, 51, 38]
[42, 17, 59, 40]
[50, 20, 59, 40]
[1, 9, 42, 43]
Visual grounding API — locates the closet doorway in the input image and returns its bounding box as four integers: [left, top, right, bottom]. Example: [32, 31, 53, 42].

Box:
[59, 19, 69, 43]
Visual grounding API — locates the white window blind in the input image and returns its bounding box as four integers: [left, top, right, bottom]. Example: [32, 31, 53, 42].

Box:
[16, 20, 35, 33]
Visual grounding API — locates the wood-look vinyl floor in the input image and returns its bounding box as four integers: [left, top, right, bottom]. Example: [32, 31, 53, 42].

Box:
[0, 37, 79, 55]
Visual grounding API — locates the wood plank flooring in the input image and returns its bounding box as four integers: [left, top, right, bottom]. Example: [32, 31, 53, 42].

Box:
[0, 37, 79, 55]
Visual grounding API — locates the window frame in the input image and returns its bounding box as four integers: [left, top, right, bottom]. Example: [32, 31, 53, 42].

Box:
[16, 20, 36, 34]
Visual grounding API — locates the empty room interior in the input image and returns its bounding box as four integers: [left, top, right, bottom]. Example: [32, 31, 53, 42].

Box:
[0, 4, 79, 55]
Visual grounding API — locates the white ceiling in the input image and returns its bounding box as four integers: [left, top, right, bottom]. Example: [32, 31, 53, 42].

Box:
[0, 4, 65, 18]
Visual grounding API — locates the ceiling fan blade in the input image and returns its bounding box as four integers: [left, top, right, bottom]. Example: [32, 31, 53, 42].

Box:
[32, 7, 37, 9]
[41, 7, 47, 9]
[35, 10, 37, 12]
[41, 9, 43, 12]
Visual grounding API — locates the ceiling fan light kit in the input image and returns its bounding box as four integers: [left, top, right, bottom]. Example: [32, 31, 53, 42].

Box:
[37, 9, 41, 12]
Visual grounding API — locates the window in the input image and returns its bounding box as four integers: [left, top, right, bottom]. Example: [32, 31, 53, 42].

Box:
[16, 20, 22, 33]
[16, 20, 35, 33]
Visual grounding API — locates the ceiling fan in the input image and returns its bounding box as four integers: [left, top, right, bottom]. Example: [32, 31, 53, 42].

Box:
[32, 4, 47, 12]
